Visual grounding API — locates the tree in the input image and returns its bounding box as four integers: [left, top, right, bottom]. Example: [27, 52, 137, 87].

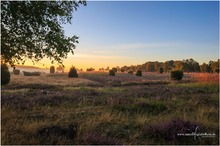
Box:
[146, 62, 155, 72]
[1, 1, 86, 66]
[174, 61, 183, 70]
[182, 58, 200, 72]
[200, 63, 209, 72]
[56, 65, 65, 73]
[211, 60, 219, 73]
[112, 67, 117, 73]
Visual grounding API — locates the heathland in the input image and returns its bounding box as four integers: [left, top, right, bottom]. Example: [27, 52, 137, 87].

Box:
[1, 72, 219, 145]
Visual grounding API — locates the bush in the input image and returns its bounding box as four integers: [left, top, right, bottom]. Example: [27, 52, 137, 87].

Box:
[1, 64, 10, 85]
[13, 69, 20, 75]
[142, 119, 198, 141]
[159, 67, 164, 74]
[136, 70, 142, 76]
[120, 68, 125, 72]
[128, 70, 133, 75]
[23, 71, 41, 76]
[171, 70, 183, 80]
[109, 70, 115, 76]
[68, 66, 78, 78]
[50, 66, 55, 73]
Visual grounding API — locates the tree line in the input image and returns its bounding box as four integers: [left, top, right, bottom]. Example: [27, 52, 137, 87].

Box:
[98, 58, 219, 73]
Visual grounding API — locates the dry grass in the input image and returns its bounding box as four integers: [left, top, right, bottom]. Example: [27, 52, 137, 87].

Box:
[191, 73, 219, 83]
[1, 72, 219, 145]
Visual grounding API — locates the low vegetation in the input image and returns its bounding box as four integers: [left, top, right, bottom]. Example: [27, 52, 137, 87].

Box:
[50, 66, 55, 74]
[68, 66, 78, 78]
[136, 70, 142, 76]
[109, 70, 115, 76]
[1, 64, 10, 85]
[13, 69, 20, 75]
[171, 70, 184, 80]
[1, 72, 219, 145]
[23, 71, 41, 76]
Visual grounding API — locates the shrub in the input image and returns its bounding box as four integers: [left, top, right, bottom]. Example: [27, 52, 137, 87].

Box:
[142, 119, 199, 141]
[13, 69, 20, 75]
[159, 67, 164, 74]
[1, 64, 10, 85]
[171, 70, 183, 80]
[23, 71, 41, 76]
[109, 70, 115, 76]
[128, 70, 133, 75]
[120, 68, 125, 72]
[50, 66, 55, 73]
[68, 66, 78, 78]
[136, 69, 142, 76]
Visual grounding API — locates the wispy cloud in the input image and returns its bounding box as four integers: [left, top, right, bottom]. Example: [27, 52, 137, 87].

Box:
[72, 53, 127, 59]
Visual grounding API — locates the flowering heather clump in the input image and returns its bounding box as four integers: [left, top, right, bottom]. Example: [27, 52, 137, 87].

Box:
[83, 132, 121, 145]
[142, 119, 198, 141]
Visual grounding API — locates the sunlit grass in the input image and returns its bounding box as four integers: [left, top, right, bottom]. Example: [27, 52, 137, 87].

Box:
[1, 72, 219, 144]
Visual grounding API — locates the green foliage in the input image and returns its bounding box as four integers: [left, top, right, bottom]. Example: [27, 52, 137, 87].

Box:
[136, 70, 142, 76]
[50, 66, 55, 74]
[13, 69, 20, 75]
[182, 58, 200, 72]
[159, 67, 164, 74]
[120, 68, 125, 72]
[109, 70, 115, 76]
[68, 66, 78, 78]
[1, 64, 10, 85]
[171, 70, 183, 80]
[1, 1, 86, 66]
[23, 71, 41, 76]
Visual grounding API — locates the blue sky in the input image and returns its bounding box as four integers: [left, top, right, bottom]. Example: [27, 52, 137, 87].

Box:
[61, 1, 219, 70]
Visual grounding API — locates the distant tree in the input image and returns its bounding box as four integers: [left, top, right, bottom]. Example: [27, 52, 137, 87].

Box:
[210, 60, 219, 73]
[146, 62, 155, 72]
[116, 66, 121, 72]
[182, 58, 200, 72]
[86, 68, 95, 72]
[1, 1, 86, 66]
[174, 61, 183, 70]
[128, 70, 133, 75]
[112, 67, 117, 73]
[154, 61, 161, 72]
[105, 66, 109, 71]
[99, 68, 104, 72]
[56, 65, 65, 73]
[121, 66, 128, 72]
[200, 63, 209, 72]
[120, 68, 125, 72]
[163, 62, 169, 72]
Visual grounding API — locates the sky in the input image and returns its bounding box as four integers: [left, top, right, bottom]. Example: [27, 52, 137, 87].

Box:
[36, 1, 219, 71]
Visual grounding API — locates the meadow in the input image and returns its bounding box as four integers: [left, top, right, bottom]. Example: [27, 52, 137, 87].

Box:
[1, 72, 219, 145]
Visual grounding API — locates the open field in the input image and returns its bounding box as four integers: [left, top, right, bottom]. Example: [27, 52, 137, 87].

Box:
[1, 72, 219, 145]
